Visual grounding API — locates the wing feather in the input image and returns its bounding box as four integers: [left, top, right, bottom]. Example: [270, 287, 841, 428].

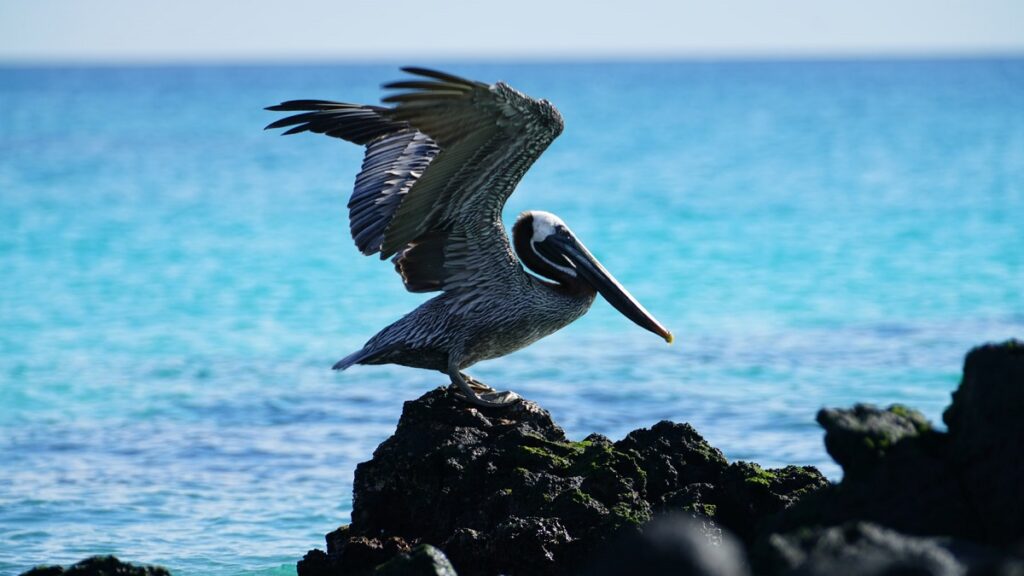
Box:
[264, 101, 400, 145]
[378, 69, 564, 262]
[265, 68, 564, 303]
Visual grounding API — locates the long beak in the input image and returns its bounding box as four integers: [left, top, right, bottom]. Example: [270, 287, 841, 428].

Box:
[546, 235, 674, 344]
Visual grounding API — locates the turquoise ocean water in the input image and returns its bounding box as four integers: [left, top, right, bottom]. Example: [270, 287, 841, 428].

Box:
[1, 60, 1022, 575]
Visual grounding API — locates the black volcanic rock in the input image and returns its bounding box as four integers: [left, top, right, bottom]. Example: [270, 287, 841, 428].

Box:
[818, 403, 934, 478]
[764, 522, 972, 576]
[773, 402, 965, 538]
[292, 339, 1023, 575]
[757, 339, 1024, 575]
[300, 386, 826, 575]
[943, 340, 1024, 546]
[583, 514, 750, 576]
[22, 341, 1024, 576]
[19, 341, 1024, 576]
[19, 556, 171, 576]
[766, 340, 1024, 545]
[374, 544, 458, 576]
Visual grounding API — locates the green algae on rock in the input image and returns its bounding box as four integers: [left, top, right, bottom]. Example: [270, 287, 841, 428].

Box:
[297, 386, 826, 575]
[817, 403, 938, 478]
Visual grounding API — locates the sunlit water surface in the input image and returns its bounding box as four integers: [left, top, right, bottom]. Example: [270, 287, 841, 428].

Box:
[1, 60, 1022, 575]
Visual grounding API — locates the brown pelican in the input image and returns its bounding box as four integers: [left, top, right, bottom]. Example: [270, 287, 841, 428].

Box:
[266, 67, 672, 408]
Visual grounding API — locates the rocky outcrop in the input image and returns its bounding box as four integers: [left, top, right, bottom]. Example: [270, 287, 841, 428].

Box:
[24, 340, 1022, 576]
[756, 339, 1024, 575]
[20, 555, 171, 576]
[297, 386, 825, 576]
[764, 341, 1024, 545]
[762, 402, 961, 539]
[762, 522, 992, 576]
[943, 340, 1024, 546]
[372, 545, 458, 576]
[299, 339, 1024, 576]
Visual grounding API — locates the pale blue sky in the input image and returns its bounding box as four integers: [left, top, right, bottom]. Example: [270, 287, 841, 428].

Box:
[1, 0, 1022, 62]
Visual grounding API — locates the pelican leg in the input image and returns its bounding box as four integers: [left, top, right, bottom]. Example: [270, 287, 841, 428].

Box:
[448, 364, 520, 408]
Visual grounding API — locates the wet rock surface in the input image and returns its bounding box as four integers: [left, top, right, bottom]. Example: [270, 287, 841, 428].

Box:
[299, 339, 1024, 576]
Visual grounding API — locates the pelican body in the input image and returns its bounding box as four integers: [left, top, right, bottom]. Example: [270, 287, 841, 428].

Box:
[267, 68, 671, 407]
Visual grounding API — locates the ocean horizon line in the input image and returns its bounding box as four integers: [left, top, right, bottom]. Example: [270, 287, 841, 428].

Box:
[2, 50, 1023, 69]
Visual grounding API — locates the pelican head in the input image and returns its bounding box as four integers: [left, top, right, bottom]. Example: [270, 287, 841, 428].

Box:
[513, 211, 673, 344]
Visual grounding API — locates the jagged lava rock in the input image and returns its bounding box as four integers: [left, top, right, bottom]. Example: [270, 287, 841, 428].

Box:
[764, 522, 969, 576]
[767, 340, 1024, 547]
[757, 339, 1024, 574]
[791, 403, 963, 537]
[300, 385, 825, 575]
[818, 403, 933, 477]
[943, 340, 1024, 546]
[373, 544, 458, 576]
[583, 514, 750, 576]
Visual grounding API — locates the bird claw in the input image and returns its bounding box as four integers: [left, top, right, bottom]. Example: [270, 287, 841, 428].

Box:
[464, 375, 496, 393]
[450, 386, 521, 408]
[478, 390, 521, 405]
[450, 368, 520, 408]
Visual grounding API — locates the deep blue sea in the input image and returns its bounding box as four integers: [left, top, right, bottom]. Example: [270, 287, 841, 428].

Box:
[1, 60, 1022, 575]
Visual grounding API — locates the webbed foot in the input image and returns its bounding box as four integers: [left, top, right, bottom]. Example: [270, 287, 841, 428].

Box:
[451, 387, 521, 408]
[449, 368, 521, 408]
[475, 390, 521, 406]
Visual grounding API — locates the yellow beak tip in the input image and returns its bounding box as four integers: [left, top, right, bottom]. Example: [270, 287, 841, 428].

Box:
[665, 332, 674, 345]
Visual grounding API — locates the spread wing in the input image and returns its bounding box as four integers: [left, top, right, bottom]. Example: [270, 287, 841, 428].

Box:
[265, 67, 564, 302]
